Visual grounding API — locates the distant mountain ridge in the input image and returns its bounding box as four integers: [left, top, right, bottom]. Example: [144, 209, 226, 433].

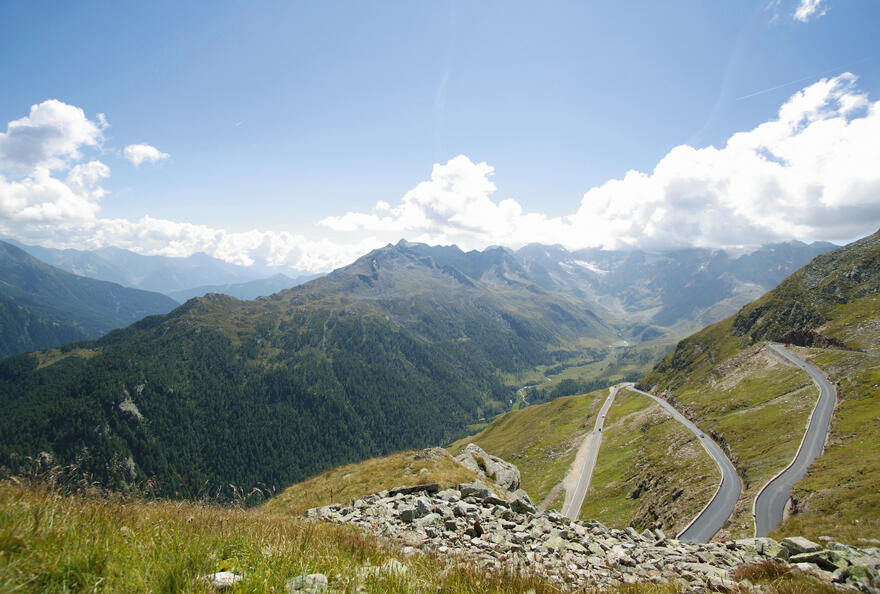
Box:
[512, 240, 838, 335]
[166, 273, 320, 302]
[0, 241, 179, 357]
[4, 239, 307, 296]
[5, 237, 835, 332]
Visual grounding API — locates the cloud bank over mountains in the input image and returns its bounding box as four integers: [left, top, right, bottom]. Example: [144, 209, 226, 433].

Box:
[323, 73, 879, 254]
[1, 73, 878, 273]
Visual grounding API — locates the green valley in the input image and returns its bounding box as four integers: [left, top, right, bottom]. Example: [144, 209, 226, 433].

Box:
[0, 241, 614, 500]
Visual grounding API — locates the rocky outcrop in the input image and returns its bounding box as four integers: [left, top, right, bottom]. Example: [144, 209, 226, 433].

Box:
[778, 329, 846, 349]
[306, 484, 880, 592]
[454, 443, 521, 491]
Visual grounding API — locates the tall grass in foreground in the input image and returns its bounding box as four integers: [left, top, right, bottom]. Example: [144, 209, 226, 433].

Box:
[0, 482, 561, 593]
[0, 479, 847, 592]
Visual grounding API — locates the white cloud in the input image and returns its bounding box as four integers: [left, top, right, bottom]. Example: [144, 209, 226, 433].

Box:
[319, 73, 880, 253]
[794, 0, 827, 22]
[123, 143, 169, 167]
[0, 100, 104, 177]
[2, 78, 879, 274]
[4, 215, 381, 272]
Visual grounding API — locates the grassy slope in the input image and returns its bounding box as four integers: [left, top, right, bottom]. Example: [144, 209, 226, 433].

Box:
[0, 483, 557, 593]
[654, 346, 818, 539]
[580, 389, 718, 534]
[449, 390, 604, 508]
[266, 449, 480, 516]
[521, 338, 677, 391]
[641, 231, 880, 542]
[0, 480, 836, 593]
[772, 347, 880, 543]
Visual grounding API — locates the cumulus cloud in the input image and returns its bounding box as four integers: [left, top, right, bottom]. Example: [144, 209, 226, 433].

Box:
[123, 143, 170, 167]
[0, 101, 381, 272]
[2, 77, 879, 274]
[320, 72, 880, 253]
[0, 100, 104, 177]
[320, 156, 565, 248]
[794, 0, 827, 22]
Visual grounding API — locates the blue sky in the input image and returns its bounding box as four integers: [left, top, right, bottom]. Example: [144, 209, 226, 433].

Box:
[1, 1, 879, 272]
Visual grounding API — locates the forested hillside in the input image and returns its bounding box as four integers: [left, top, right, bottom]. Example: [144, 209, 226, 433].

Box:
[0, 241, 612, 499]
[0, 241, 179, 357]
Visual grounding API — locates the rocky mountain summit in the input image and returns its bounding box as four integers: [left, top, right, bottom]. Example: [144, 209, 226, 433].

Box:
[304, 450, 880, 592]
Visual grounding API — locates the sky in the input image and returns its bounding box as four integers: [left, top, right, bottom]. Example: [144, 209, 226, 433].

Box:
[0, 0, 879, 273]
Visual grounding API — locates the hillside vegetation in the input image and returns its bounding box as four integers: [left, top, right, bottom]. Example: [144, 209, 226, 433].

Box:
[450, 390, 605, 509]
[581, 388, 718, 534]
[0, 481, 560, 593]
[641, 229, 880, 542]
[0, 241, 178, 357]
[773, 347, 880, 542]
[0, 242, 612, 500]
[266, 449, 481, 516]
[641, 346, 817, 540]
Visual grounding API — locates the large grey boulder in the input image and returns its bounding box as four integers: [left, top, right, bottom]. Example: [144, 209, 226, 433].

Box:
[455, 443, 521, 491]
[389, 483, 439, 496]
[510, 489, 536, 514]
[458, 480, 491, 500]
[781, 536, 822, 555]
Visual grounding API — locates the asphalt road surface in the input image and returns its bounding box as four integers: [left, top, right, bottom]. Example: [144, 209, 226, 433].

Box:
[561, 384, 621, 520]
[627, 385, 741, 543]
[753, 344, 837, 537]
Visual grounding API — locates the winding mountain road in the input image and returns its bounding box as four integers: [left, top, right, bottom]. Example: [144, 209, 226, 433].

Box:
[626, 386, 741, 543]
[561, 384, 621, 520]
[753, 344, 837, 537]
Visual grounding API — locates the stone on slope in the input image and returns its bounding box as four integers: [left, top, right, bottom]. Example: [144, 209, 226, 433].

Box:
[302, 478, 880, 592]
[398, 505, 416, 523]
[286, 573, 328, 593]
[789, 550, 848, 571]
[455, 443, 521, 491]
[781, 536, 822, 555]
[458, 480, 491, 500]
[510, 489, 536, 514]
[389, 483, 440, 496]
[199, 572, 243, 589]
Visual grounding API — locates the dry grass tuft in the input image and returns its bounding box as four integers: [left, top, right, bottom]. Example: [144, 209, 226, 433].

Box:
[732, 560, 841, 594]
[731, 559, 790, 581]
[265, 448, 480, 516]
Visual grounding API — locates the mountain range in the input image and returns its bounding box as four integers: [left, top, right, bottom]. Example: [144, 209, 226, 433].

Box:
[4, 238, 309, 296]
[0, 241, 178, 358]
[513, 240, 837, 333]
[394, 229, 880, 543]
[166, 273, 319, 303]
[0, 235, 843, 500]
